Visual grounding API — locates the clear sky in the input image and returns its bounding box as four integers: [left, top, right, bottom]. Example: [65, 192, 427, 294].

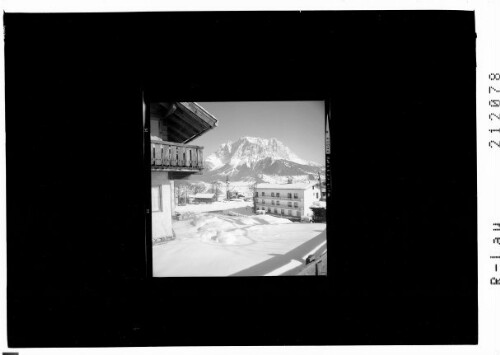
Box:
[195, 101, 325, 163]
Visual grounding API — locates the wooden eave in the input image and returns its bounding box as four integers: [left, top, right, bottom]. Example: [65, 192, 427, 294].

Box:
[154, 102, 218, 144]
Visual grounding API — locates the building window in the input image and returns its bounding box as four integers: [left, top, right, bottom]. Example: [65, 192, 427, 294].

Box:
[294, 193, 299, 199]
[255, 192, 258, 197]
[287, 193, 292, 199]
[268, 208, 271, 213]
[151, 186, 162, 212]
[316, 193, 319, 198]
[281, 209, 284, 214]
[294, 202, 298, 208]
[271, 192, 275, 197]
[276, 192, 280, 198]
[274, 208, 278, 214]
[262, 192, 265, 196]
[272, 200, 275, 205]
[276, 200, 280, 205]
[262, 199, 265, 204]
[287, 210, 291, 215]
[288, 202, 292, 207]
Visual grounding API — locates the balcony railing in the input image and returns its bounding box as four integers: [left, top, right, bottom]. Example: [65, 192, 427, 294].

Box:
[256, 200, 302, 207]
[255, 203, 302, 211]
[258, 196, 303, 201]
[151, 140, 204, 171]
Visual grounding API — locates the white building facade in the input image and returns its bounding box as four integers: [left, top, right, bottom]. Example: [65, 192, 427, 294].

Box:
[254, 182, 321, 220]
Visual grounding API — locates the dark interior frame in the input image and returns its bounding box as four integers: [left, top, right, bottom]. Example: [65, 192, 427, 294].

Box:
[5, 11, 477, 347]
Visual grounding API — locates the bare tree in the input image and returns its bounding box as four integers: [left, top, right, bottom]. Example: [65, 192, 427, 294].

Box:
[193, 184, 206, 195]
[252, 181, 258, 213]
[318, 171, 324, 201]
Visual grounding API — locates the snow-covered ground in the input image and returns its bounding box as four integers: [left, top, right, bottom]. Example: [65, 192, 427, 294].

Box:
[261, 174, 313, 184]
[175, 200, 253, 214]
[153, 213, 326, 277]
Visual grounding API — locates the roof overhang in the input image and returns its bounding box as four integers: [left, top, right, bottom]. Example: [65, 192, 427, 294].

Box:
[153, 102, 218, 144]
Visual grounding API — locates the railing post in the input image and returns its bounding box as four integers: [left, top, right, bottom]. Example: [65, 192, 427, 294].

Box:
[172, 145, 177, 166]
[154, 143, 162, 166]
[191, 148, 196, 168]
[179, 146, 185, 167]
[184, 147, 189, 168]
[186, 148, 191, 167]
[162, 145, 169, 167]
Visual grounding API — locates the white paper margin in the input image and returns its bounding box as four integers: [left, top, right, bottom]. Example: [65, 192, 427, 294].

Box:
[0, 1, 498, 355]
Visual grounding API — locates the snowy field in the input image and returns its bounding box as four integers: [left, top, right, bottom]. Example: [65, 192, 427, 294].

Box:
[175, 200, 253, 214]
[153, 213, 326, 277]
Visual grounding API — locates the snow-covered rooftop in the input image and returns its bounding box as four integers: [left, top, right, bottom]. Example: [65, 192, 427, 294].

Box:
[194, 193, 215, 199]
[312, 201, 327, 208]
[255, 182, 317, 190]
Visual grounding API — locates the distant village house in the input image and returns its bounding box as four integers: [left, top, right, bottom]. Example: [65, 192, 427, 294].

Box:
[192, 193, 216, 204]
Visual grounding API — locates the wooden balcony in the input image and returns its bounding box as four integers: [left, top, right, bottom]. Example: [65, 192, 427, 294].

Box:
[151, 140, 204, 173]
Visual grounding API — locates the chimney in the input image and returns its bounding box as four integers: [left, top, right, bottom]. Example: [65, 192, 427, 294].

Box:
[287, 177, 293, 184]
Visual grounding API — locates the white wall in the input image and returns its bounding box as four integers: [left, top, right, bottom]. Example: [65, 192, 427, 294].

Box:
[151, 172, 174, 240]
[170, 179, 176, 216]
[303, 187, 314, 217]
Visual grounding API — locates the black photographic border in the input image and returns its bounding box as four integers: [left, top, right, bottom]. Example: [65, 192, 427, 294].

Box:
[5, 10, 477, 347]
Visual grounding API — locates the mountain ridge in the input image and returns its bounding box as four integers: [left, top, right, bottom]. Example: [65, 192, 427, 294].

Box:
[205, 136, 322, 170]
[192, 136, 324, 183]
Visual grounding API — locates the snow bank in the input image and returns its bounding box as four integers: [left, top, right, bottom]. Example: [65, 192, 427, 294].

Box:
[192, 213, 291, 229]
[175, 200, 252, 214]
[232, 216, 259, 225]
[252, 215, 293, 225]
[191, 214, 251, 245]
[203, 229, 251, 245]
[197, 219, 235, 232]
[188, 213, 292, 245]
[191, 214, 226, 228]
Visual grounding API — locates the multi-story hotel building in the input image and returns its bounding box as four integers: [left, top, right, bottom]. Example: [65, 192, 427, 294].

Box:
[254, 182, 321, 220]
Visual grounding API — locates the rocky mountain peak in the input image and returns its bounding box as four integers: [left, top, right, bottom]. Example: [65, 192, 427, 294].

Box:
[206, 136, 319, 170]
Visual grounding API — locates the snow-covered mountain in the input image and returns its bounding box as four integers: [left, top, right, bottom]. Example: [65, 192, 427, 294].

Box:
[205, 136, 321, 170]
[194, 136, 324, 183]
